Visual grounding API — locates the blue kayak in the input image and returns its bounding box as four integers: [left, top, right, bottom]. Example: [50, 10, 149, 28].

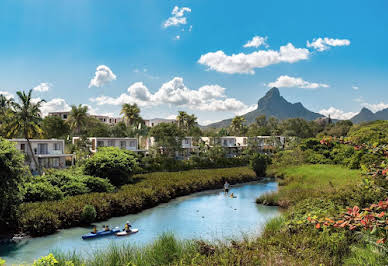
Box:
[82, 227, 121, 240]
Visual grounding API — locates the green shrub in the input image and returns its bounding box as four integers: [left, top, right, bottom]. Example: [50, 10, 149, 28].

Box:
[83, 147, 139, 186]
[81, 175, 115, 193]
[250, 153, 271, 177]
[19, 205, 60, 236]
[0, 138, 29, 230]
[61, 182, 90, 197]
[80, 204, 96, 224]
[24, 181, 64, 202]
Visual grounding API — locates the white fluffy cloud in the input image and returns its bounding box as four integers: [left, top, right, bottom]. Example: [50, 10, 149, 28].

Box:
[319, 107, 357, 120]
[307, 37, 350, 52]
[243, 36, 268, 48]
[33, 82, 51, 92]
[198, 43, 309, 74]
[352, 86, 359, 90]
[163, 6, 191, 28]
[90, 77, 252, 114]
[361, 102, 388, 112]
[267, 75, 329, 89]
[0, 91, 13, 99]
[89, 65, 117, 88]
[34, 98, 71, 116]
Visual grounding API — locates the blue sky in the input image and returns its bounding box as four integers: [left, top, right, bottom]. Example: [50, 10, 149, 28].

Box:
[0, 0, 387, 124]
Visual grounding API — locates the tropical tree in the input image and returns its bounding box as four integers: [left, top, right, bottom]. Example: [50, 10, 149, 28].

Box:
[149, 122, 184, 157]
[66, 104, 89, 135]
[6, 90, 45, 172]
[120, 103, 142, 128]
[230, 116, 247, 136]
[177, 111, 198, 134]
[0, 94, 13, 136]
[41, 115, 70, 139]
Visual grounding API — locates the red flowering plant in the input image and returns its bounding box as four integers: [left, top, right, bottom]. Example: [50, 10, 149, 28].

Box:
[308, 199, 388, 244]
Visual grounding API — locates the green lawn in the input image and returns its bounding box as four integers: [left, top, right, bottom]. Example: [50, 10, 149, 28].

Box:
[262, 164, 362, 207]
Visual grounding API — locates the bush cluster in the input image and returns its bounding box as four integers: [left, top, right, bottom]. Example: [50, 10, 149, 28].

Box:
[140, 154, 249, 173]
[18, 167, 257, 236]
[272, 137, 386, 170]
[83, 147, 139, 186]
[23, 168, 115, 202]
[250, 153, 271, 177]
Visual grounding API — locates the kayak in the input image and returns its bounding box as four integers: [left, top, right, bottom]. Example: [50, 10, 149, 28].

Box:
[116, 228, 139, 237]
[82, 227, 121, 240]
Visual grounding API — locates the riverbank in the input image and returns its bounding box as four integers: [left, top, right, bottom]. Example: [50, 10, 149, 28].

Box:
[47, 163, 387, 265]
[17, 167, 258, 237]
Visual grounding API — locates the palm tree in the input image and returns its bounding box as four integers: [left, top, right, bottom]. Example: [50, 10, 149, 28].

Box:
[120, 103, 142, 128]
[0, 94, 13, 132]
[230, 116, 246, 136]
[177, 111, 197, 133]
[66, 104, 89, 135]
[177, 111, 188, 129]
[6, 89, 45, 172]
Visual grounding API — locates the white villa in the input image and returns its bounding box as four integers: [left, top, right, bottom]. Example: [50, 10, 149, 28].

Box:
[72, 137, 139, 153]
[48, 111, 122, 126]
[9, 139, 73, 171]
[144, 118, 176, 128]
[250, 136, 286, 151]
[145, 136, 198, 159]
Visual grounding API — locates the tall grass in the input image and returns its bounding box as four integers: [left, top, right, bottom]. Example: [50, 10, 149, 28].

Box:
[262, 164, 362, 207]
[53, 233, 198, 266]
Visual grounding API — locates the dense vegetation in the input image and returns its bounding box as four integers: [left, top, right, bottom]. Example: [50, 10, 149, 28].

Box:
[83, 147, 139, 186]
[0, 138, 29, 231]
[18, 167, 257, 236]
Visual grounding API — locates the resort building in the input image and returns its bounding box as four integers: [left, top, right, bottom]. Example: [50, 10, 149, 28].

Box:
[144, 118, 176, 128]
[72, 137, 139, 153]
[145, 136, 198, 159]
[9, 139, 73, 171]
[48, 112, 122, 126]
[250, 136, 286, 151]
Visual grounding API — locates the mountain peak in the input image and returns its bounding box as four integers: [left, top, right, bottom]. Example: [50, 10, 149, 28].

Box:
[360, 107, 373, 114]
[265, 87, 280, 98]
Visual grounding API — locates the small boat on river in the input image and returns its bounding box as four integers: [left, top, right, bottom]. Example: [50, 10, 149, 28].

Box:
[116, 228, 139, 237]
[82, 227, 121, 240]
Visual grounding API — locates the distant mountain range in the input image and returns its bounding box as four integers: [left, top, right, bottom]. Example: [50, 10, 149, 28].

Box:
[204, 87, 388, 128]
[350, 107, 388, 124]
[205, 87, 323, 128]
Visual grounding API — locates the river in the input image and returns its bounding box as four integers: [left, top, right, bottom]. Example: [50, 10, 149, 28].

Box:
[0, 180, 279, 264]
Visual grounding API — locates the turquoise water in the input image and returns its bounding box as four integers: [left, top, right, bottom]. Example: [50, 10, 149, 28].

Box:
[1, 181, 279, 264]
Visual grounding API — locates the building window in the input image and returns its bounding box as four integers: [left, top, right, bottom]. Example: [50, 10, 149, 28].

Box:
[107, 140, 115, 146]
[63, 114, 67, 119]
[53, 143, 61, 150]
[243, 138, 247, 145]
[184, 139, 189, 144]
[20, 143, 26, 152]
[120, 141, 126, 149]
[129, 140, 136, 147]
[38, 143, 48, 154]
[223, 139, 227, 146]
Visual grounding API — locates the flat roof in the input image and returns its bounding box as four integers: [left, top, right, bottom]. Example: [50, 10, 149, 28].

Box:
[9, 139, 65, 142]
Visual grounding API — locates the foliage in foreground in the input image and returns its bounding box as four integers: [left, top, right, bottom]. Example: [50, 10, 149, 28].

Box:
[0, 138, 29, 231]
[18, 167, 257, 236]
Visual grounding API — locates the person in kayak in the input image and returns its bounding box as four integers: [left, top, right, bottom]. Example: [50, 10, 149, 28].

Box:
[224, 181, 230, 193]
[104, 225, 110, 231]
[91, 225, 97, 234]
[124, 222, 132, 232]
